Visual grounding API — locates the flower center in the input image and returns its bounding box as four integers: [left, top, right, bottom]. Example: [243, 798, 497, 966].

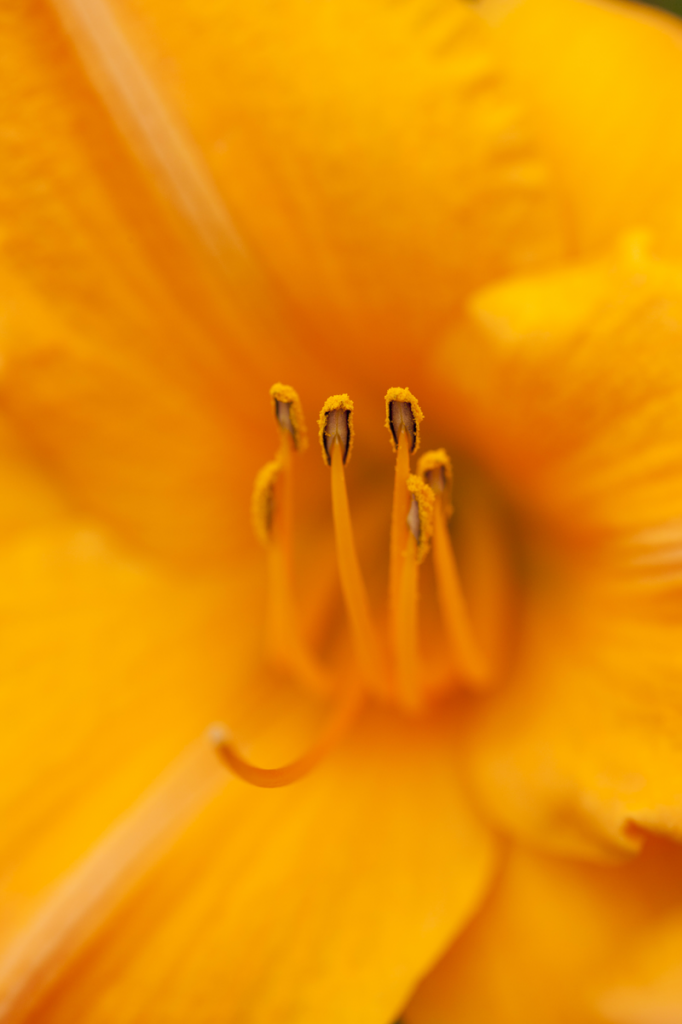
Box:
[214, 383, 515, 788]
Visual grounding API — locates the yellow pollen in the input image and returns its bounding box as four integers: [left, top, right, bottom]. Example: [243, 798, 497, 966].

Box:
[318, 393, 354, 465]
[270, 382, 308, 451]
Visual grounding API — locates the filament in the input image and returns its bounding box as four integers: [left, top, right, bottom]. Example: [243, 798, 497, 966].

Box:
[389, 429, 411, 615]
[391, 531, 422, 712]
[432, 496, 489, 688]
[258, 389, 331, 695]
[329, 443, 385, 694]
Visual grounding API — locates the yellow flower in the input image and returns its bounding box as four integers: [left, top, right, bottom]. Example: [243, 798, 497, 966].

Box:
[2, 0, 682, 1022]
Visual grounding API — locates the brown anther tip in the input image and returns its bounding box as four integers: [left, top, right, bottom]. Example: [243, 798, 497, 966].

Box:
[269, 383, 308, 451]
[384, 387, 424, 454]
[318, 394, 355, 466]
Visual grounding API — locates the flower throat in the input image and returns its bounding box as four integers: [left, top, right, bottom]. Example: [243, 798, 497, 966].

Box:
[213, 383, 495, 788]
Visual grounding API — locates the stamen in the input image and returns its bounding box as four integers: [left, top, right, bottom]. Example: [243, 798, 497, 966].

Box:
[270, 382, 308, 452]
[253, 389, 330, 694]
[406, 474, 435, 566]
[0, 736, 225, 1023]
[211, 682, 364, 788]
[318, 396, 385, 694]
[251, 459, 280, 546]
[418, 450, 489, 689]
[386, 387, 424, 621]
[390, 475, 435, 712]
[418, 448, 453, 516]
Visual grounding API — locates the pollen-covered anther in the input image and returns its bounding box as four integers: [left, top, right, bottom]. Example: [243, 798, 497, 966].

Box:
[406, 475, 435, 564]
[418, 448, 453, 517]
[318, 394, 354, 465]
[385, 386, 424, 454]
[251, 459, 281, 545]
[270, 382, 307, 451]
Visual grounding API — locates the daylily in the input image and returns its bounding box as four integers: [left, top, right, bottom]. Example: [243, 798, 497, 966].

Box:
[2, 0, 682, 1021]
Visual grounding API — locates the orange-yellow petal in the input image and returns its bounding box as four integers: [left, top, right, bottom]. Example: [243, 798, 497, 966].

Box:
[463, 579, 682, 861]
[596, 909, 682, 1024]
[481, 0, 682, 254]
[21, 709, 497, 1024]
[0, 518, 269, 926]
[407, 837, 682, 1024]
[424, 246, 682, 859]
[428, 238, 682, 541]
[103, 0, 564, 377]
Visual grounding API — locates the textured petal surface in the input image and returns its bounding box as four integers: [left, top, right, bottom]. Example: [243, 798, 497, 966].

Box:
[111, 0, 564, 370]
[463, 581, 682, 860]
[406, 837, 682, 1024]
[425, 243, 682, 859]
[481, 0, 682, 253]
[1, 0, 565, 561]
[0, 517, 269, 940]
[429, 238, 682, 540]
[21, 710, 496, 1024]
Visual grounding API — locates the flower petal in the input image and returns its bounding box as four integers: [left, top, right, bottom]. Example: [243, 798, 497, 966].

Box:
[426, 246, 682, 858]
[22, 709, 497, 1024]
[0, 518, 269, 928]
[463, 580, 682, 861]
[406, 837, 682, 1024]
[0, 3, 302, 563]
[95, 0, 565, 373]
[480, 0, 682, 253]
[596, 910, 682, 1024]
[428, 239, 682, 541]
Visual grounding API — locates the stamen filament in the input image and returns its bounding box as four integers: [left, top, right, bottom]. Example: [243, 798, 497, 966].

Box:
[255, 388, 331, 695]
[432, 496, 489, 687]
[212, 681, 364, 788]
[392, 531, 421, 712]
[330, 442, 385, 693]
[389, 429, 411, 612]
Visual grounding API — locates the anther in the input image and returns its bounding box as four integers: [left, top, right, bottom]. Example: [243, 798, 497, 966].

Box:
[270, 382, 307, 451]
[385, 386, 424, 454]
[418, 448, 453, 516]
[318, 394, 354, 465]
[406, 474, 435, 564]
[251, 459, 281, 545]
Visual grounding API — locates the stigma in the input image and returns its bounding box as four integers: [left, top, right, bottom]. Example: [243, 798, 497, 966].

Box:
[214, 383, 507, 787]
